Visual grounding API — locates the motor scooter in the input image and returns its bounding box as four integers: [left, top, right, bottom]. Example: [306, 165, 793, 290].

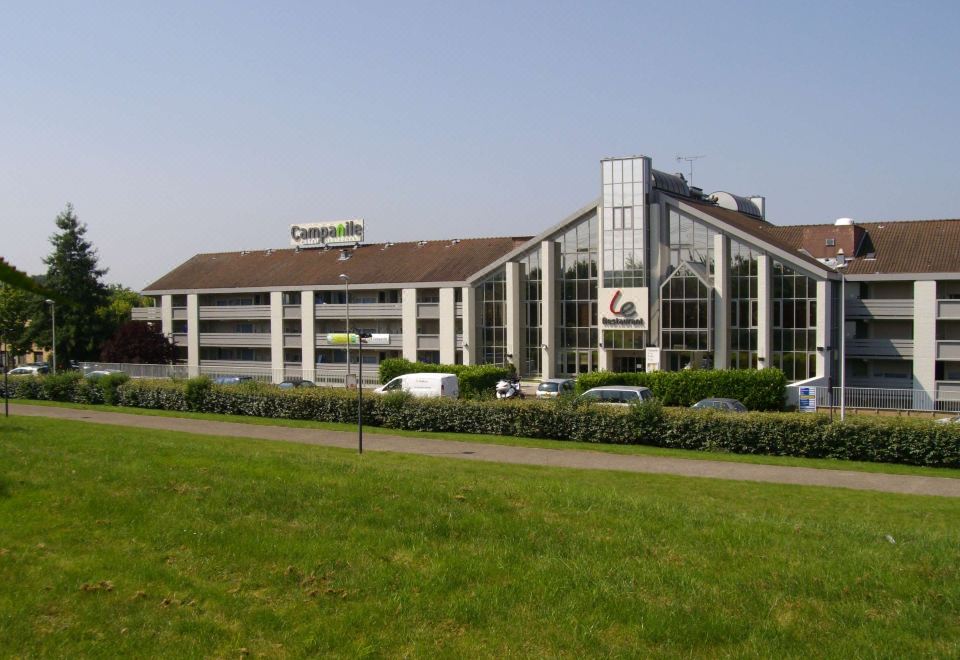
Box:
[495, 378, 524, 399]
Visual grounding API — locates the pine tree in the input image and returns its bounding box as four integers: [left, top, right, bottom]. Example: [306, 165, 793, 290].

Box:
[32, 204, 110, 366]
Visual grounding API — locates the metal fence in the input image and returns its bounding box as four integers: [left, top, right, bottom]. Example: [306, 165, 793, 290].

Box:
[79, 362, 381, 388]
[814, 386, 960, 413]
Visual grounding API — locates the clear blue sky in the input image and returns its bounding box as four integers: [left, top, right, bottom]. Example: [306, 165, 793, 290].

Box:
[2, 1, 958, 288]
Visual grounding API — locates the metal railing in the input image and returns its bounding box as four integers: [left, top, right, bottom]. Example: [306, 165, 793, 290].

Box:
[814, 386, 960, 412]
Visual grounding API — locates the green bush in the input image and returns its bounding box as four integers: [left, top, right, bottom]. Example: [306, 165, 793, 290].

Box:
[377, 358, 511, 398]
[41, 372, 83, 402]
[98, 372, 130, 405]
[576, 368, 787, 411]
[4, 375, 960, 469]
[184, 376, 212, 411]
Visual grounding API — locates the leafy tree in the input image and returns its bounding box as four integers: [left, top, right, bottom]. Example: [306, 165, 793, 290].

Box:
[98, 284, 150, 331]
[30, 204, 110, 366]
[0, 283, 37, 363]
[100, 321, 175, 364]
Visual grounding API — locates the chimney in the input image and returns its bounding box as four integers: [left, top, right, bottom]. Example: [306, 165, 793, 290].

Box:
[799, 218, 867, 259]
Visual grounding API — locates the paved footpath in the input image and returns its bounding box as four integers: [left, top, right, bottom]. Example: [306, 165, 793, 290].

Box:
[8, 403, 960, 498]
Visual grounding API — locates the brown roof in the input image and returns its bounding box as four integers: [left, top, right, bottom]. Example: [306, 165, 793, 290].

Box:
[768, 219, 960, 275]
[144, 237, 528, 292]
[675, 197, 830, 273]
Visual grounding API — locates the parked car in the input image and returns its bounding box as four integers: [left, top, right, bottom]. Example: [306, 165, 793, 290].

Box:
[691, 398, 748, 413]
[374, 373, 459, 399]
[84, 369, 121, 380]
[6, 365, 49, 376]
[278, 379, 316, 389]
[578, 385, 653, 405]
[934, 415, 960, 424]
[536, 378, 575, 398]
[213, 375, 254, 385]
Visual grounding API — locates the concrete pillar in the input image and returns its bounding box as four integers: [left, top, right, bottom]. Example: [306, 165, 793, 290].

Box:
[402, 288, 418, 362]
[439, 287, 456, 365]
[186, 293, 200, 378]
[301, 290, 316, 382]
[462, 286, 476, 365]
[756, 254, 772, 369]
[161, 294, 173, 337]
[913, 280, 937, 409]
[816, 280, 833, 379]
[505, 262, 522, 373]
[713, 234, 730, 370]
[270, 291, 284, 383]
[540, 240, 557, 379]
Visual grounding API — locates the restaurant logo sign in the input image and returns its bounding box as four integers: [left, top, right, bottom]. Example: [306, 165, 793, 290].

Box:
[599, 287, 648, 328]
[291, 220, 364, 248]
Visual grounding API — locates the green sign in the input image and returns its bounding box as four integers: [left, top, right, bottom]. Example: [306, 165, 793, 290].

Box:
[327, 333, 360, 345]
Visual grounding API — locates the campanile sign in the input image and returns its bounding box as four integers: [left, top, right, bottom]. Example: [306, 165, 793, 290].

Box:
[290, 219, 365, 248]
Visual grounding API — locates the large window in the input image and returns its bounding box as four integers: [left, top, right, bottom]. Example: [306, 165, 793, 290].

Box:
[476, 269, 507, 366]
[602, 158, 647, 288]
[668, 209, 717, 275]
[519, 250, 542, 377]
[660, 264, 712, 352]
[729, 240, 759, 369]
[772, 261, 817, 381]
[557, 213, 598, 375]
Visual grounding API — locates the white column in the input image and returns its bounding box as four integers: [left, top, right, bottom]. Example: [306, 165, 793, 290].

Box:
[756, 254, 772, 369]
[439, 287, 456, 365]
[186, 293, 200, 378]
[816, 280, 833, 378]
[713, 234, 730, 370]
[913, 280, 938, 408]
[301, 290, 316, 382]
[505, 262, 522, 373]
[462, 286, 476, 365]
[402, 288, 418, 362]
[540, 240, 557, 379]
[161, 294, 173, 337]
[270, 291, 284, 383]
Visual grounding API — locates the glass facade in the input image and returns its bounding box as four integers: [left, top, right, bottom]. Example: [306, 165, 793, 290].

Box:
[518, 249, 542, 377]
[772, 261, 817, 381]
[602, 158, 647, 288]
[660, 264, 712, 353]
[556, 213, 599, 375]
[476, 268, 507, 366]
[729, 240, 759, 369]
[668, 208, 718, 275]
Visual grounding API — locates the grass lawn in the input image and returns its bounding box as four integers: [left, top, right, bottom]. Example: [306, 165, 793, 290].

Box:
[1, 416, 959, 657]
[11, 399, 960, 480]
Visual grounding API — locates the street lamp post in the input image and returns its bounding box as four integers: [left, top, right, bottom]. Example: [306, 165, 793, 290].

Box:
[835, 251, 848, 422]
[339, 274, 351, 379]
[45, 299, 56, 375]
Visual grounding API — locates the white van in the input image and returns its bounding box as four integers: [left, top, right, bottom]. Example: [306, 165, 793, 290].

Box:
[373, 372, 459, 399]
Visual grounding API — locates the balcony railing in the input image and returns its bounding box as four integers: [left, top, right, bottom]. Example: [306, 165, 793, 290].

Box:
[199, 305, 271, 320]
[314, 303, 402, 319]
[844, 338, 913, 358]
[845, 299, 913, 319]
[199, 332, 271, 347]
[417, 334, 440, 350]
[938, 299, 960, 320]
[417, 303, 440, 319]
[936, 340, 960, 361]
[131, 307, 162, 321]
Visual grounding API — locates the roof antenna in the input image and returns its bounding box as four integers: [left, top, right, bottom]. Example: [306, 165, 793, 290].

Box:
[675, 154, 706, 186]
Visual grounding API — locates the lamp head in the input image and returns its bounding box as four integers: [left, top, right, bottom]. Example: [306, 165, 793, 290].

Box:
[339, 273, 350, 282]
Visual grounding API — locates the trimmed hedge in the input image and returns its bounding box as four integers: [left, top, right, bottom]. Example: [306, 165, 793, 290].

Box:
[377, 358, 511, 398]
[575, 368, 787, 411]
[3, 376, 959, 469]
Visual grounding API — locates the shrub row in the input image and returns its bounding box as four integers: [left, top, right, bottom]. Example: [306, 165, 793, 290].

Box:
[576, 368, 788, 411]
[4, 376, 959, 469]
[377, 358, 512, 398]
[0, 372, 129, 405]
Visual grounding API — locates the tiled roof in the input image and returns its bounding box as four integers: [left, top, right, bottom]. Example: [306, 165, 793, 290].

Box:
[143, 237, 529, 292]
[768, 219, 960, 275]
[676, 198, 831, 272]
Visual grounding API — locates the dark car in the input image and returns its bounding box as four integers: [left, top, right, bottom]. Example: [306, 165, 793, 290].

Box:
[691, 398, 748, 412]
[278, 379, 316, 389]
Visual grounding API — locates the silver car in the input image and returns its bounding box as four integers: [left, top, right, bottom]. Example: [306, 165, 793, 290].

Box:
[691, 398, 748, 413]
[579, 385, 654, 405]
[536, 378, 575, 398]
